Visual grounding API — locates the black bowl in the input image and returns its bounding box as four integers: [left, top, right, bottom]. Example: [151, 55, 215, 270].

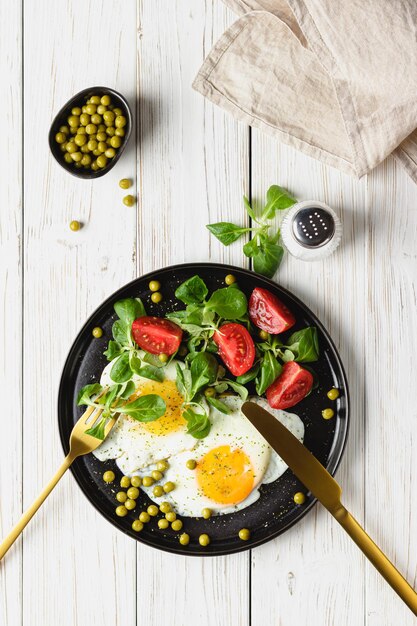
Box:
[48, 86, 132, 179]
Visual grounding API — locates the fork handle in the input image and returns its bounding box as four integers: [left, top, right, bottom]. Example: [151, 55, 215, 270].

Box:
[0, 454, 74, 561]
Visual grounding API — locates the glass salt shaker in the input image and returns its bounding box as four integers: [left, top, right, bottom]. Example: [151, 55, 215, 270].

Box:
[281, 200, 342, 261]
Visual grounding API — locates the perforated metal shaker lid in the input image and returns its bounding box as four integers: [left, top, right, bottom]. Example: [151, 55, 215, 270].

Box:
[292, 207, 335, 248]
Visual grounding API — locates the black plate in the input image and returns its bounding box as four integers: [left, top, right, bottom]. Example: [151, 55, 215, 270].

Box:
[58, 263, 349, 556]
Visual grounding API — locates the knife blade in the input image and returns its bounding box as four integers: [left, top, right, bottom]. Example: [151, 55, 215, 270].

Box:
[241, 401, 417, 616]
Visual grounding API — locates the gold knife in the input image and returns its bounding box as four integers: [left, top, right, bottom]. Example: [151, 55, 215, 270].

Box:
[241, 401, 417, 616]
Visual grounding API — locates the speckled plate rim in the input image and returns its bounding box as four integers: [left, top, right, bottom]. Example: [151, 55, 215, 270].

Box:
[58, 262, 350, 556]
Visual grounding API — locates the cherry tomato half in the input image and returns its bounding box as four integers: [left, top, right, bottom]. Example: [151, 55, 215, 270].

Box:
[266, 361, 313, 409]
[249, 287, 296, 334]
[213, 323, 255, 377]
[132, 316, 183, 355]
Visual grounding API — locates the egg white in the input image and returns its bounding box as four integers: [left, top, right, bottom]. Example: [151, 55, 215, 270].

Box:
[140, 395, 305, 516]
[93, 358, 200, 472]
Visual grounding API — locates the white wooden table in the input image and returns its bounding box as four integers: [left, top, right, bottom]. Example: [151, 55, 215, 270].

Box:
[1, 2, 416, 625]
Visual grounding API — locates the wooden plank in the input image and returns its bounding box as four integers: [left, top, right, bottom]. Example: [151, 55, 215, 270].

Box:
[136, 2, 250, 625]
[22, 2, 137, 625]
[250, 136, 367, 625]
[0, 0, 23, 624]
[365, 157, 417, 625]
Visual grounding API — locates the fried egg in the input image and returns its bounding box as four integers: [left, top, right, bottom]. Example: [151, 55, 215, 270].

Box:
[93, 359, 200, 472]
[140, 395, 304, 516]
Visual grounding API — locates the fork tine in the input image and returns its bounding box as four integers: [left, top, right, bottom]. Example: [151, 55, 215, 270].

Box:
[83, 404, 98, 424]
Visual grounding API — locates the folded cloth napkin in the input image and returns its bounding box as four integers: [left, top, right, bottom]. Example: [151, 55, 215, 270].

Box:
[193, 0, 417, 182]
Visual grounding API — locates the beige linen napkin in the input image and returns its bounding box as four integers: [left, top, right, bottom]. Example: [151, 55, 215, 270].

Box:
[193, 0, 417, 181]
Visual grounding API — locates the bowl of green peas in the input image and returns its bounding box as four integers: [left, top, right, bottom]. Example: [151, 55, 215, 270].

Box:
[48, 86, 132, 179]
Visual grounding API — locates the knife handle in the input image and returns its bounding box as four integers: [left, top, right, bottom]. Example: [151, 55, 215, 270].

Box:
[333, 505, 417, 615]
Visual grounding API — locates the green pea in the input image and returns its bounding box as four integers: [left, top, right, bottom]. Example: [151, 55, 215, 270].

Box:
[103, 110, 115, 124]
[327, 388, 340, 400]
[106, 126, 116, 136]
[163, 481, 175, 493]
[199, 534, 210, 547]
[179, 533, 190, 546]
[71, 152, 82, 163]
[79, 113, 90, 126]
[123, 195, 136, 207]
[91, 161, 99, 171]
[81, 154, 92, 166]
[159, 502, 171, 514]
[156, 460, 169, 472]
[171, 519, 183, 531]
[158, 353, 168, 364]
[115, 127, 125, 137]
[151, 470, 163, 481]
[66, 142, 77, 154]
[85, 104, 97, 115]
[186, 459, 196, 470]
[64, 152, 73, 164]
[110, 135, 122, 148]
[149, 280, 160, 292]
[55, 132, 66, 144]
[142, 476, 154, 487]
[293, 492, 306, 505]
[74, 134, 87, 147]
[204, 387, 215, 398]
[105, 148, 116, 158]
[120, 476, 131, 488]
[96, 155, 108, 168]
[115, 115, 127, 128]
[322, 408, 334, 420]
[103, 470, 115, 483]
[97, 104, 107, 115]
[151, 292, 162, 303]
[116, 491, 127, 503]
[147, 505, 159, 517]
[153, 485, 164, 497]
[115, 505, 128, 517]
[91, 114, 102, 125]
[97, 142, 107, 153]
[125, 498, 136, 511]
[202, 508, 212, 519]
[225, 274, 236, 285]
[258, 330, 269, 341]
[80, 145, 90, 154]
[238, 528, 250, 541]
[96, 132, 107, 142]
[132, 520, 144, 532]
[113, 107, 122, 116]
[139, 511, 150, 523]
[59, 125, 70, 134]
[158, 518, 169, 530]
[69, 220, 81, 231]
[131, 476, 142, 488]
[127, 487, 140, 500]
[101, 94, 111, 106]
[89, 95, 101, 105]
[165, 511, 176, 523]
[68, 115, 80, 127]
[87, 139, 98, 151]
[86, 124, 97, 135]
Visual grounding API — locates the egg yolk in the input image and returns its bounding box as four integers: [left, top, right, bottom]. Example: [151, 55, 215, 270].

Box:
[130, 380, 186, 435]
[196, 445, 255, 505]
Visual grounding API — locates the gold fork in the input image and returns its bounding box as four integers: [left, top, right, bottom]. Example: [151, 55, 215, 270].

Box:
[0, 404, 117, 560]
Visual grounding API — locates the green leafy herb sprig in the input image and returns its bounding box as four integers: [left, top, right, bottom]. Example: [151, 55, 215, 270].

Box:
[174, 350, 248, 439]
[77, 381, 166, 440]
[239, 327, 320, 396]
[206, 185, 297, 278]
[104, 297, 168, 384]
[166, 275, 248, 356]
